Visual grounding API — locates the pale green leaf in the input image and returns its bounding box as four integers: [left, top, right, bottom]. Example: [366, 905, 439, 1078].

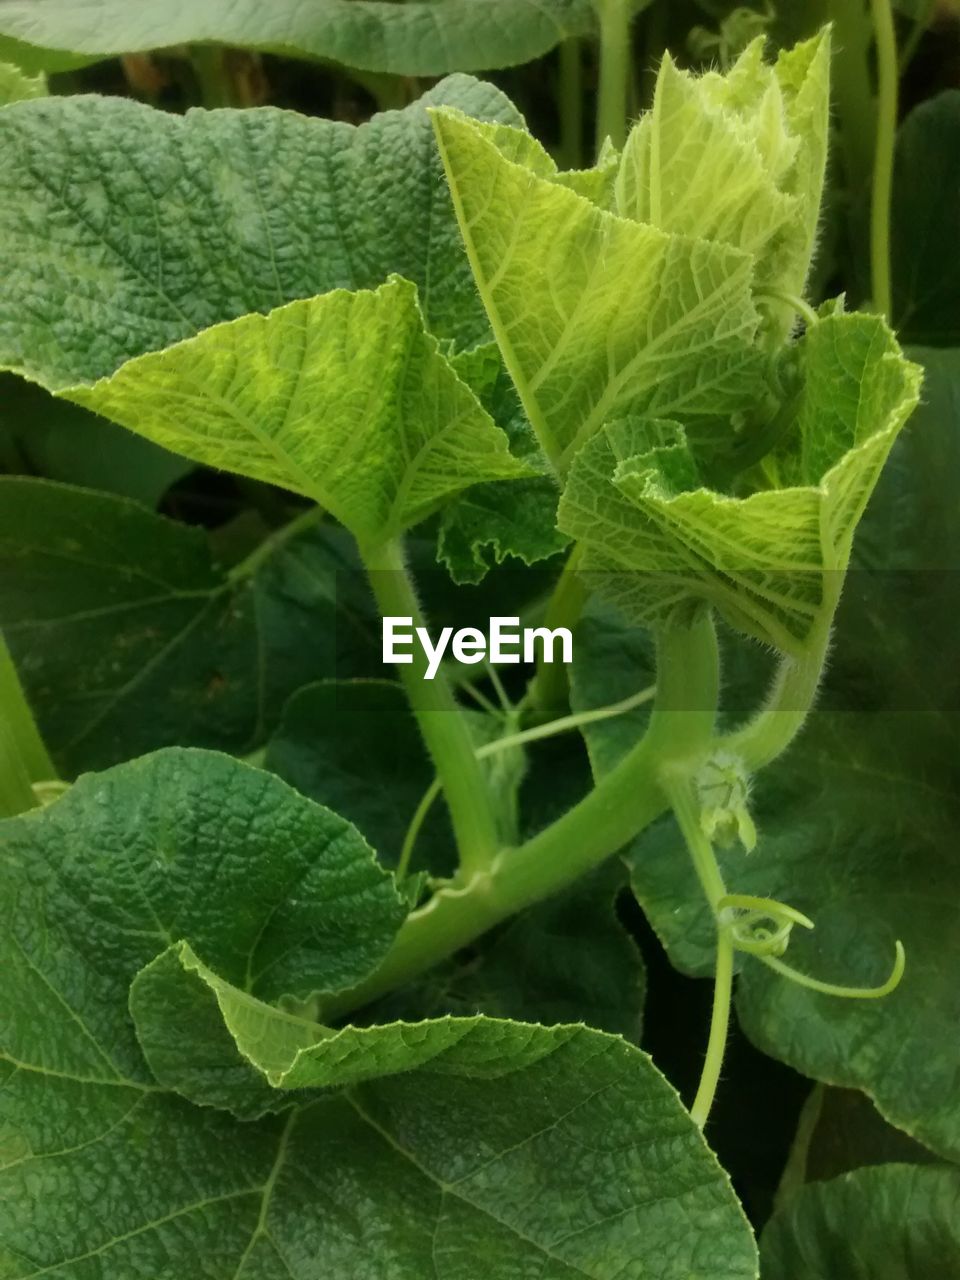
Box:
[761, 1165, 960, 1279]
[0, 479, 380, 773]
[432, 106, 768, 471]
[557, 313, 921, 654]
[615, 33, 831, 339]
[64, 278, 531, 546]
[0, 0, 651, 76]
[0, 76, 522, 388]
[0, 56, 43, 102]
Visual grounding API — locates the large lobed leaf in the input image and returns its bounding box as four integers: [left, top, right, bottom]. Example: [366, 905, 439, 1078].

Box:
[557, 312, 921, 655]
[0, 748, 759, 1278]
[0, 478, 381, 774]
[0, 0, 651, 76]
[0, 75, 521, 389]
[432, 106, 768, 472]
[761, 1165, 960, 1279]
[63, 278, 531, 547]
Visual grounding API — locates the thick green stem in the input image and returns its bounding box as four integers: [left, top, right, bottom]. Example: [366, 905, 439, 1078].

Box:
[0, 636, 56, 817]
[321, 609, 719, 1020]
[830, 0, 877, 196]
[192, 44, 236, 108]
[869, 0, 898, 318]
[558, 38, 584, 169]
[361, 537, 499, 876]
[721, 606, 833, 772]
[595, 0, 632, 153]
[531, 544, 586, 717]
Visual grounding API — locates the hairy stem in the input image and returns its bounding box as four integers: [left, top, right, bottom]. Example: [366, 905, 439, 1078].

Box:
[869, 0, 898, 318]
[595, 0, 632, 153]
[531, 543, 586, 717]
[0, 635, 57, 818]
[361, 537, 499, 877]
[721, 605, 833, 772]
[558, 38, 584, 169]
[692, 931, 734, 1128]
[322, 611, 718, 1021]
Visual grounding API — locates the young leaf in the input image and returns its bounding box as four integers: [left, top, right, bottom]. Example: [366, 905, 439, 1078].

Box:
[438, 478, 569, 584]
[0, 56, 43, 102]
[761, 1165, 960, 1279]
[62, 279, 531, 546]
[615, 33, 830, 338]
[0, 478, 380, 774]
[432, 106, 768, 470]
[0, 0, 649, 76]
[558, 313, 922, 655]
[0, 75, 521, 388]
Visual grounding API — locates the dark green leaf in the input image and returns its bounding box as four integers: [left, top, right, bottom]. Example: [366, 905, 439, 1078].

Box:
[0, 76, 522, 389]
[892, 92, 960, 345]
[761, 1165, 960, 1279]
[0, 479, 380, 774]
[265, 679, 454, 876]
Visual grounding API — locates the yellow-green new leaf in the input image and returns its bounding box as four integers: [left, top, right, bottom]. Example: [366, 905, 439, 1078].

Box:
[64, 278, 531, 546]
[0, 57, 43, 103]
[615, 33, 830, 340]
[558, 313, 922, 654]
[432, 107, 767, 472]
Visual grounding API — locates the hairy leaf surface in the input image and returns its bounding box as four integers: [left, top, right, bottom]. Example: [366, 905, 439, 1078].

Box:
[433, 107, 767, 470]
[616, 33, 829, 338]
[64, 279, 530, 545]
[558, 313, 921, 654]
[0, 76, 520, 388]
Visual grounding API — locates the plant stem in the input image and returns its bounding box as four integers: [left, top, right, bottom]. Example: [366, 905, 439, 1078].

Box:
[0, 635, 56, 818]
[558, 38, 584, 169]
[869, 0, 898, 318]
[322, 611, 718, 1020]
[361, 537, 499, 877]
[829, 0, 877, 196]
[595, 0, 632, 153]
[397, 683, 656, 875]
[721, 607, 833, 772]
[192, 44, 236, 108]
[226, 506, 323, 583]
[531, 543, 586, 717]
[692, 931, 734, 1128]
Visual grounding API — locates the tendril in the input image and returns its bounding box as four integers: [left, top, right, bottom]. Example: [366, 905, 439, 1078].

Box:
[760, 940, 906, 1000]
[717, 892, 814, 957]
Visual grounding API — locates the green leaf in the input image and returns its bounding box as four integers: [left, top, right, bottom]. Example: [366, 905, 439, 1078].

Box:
[0, 750, 758, 1277]
[432, 106, 767, 471]
[265, 680, 454, 876]
[761, 1166, 960, 1279]
[615, 33, 830, 338]
[892, 91, 960, 345]
[0, 56, 43, 102]
[558, 313, 921, 655]
[438, 478, 569, 584]
[0, 0, 650, 76]
[63, 278, 531, 546]
[0, 479, 380, 774]
[0, 373, 191, 505]
[0, 77, 522, 388]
